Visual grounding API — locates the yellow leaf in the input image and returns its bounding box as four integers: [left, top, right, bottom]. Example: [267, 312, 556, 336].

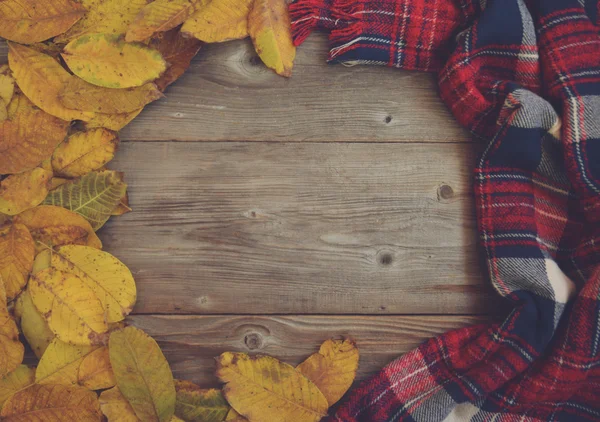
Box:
[0, 365, 34, 409]
[182, 0, 252, 43]
[50, 177, 70, 191]
[84, 108, 144, 131]
[99, 386, 141, 422]
[0, 0, 85, 44]
[112, 192, 132, 216]
[226, 409, 249, 421]
[0, 224, 34, 301]
[0, 93, 69, 174]
[43, 170, 127, 231]
[63, 34, 167, 89]
[297, 338, 359, 406]
[36, 338, 95, 385]
[216, 352, 328, 422]
[14, 205, 102, 252]
[174, 380, 229, 422]
[109, 326, 176, 422]
[29, 268, 108, 346]
[14, 289, 55, 358]
[248, 0, 296, 77]
[78, 346, 116, 390]
[0, 383, 102, 421]
[0, 99, 7, 123]
[0, 309, 24, 379]
[8, 42, 95, 122]
[0, 73, 15, 105]
[55, 0, 150, 44]
[59, 78, 163, 114]
[0, 168, 52, 216]
[51, 129, 119, 178]
[127, 0, 197, 42]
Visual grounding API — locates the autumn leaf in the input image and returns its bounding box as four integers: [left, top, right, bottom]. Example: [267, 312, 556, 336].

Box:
[216, 352, 328, 422]
[100, 386, 141, 422]
[0, 224, 34, 301]
[78, 346, 116, 390]
[51, 129, 119, 178]
[36, 338, 95, 385]
[63, 34, 168, 89]
[0, 307, 24, 379]
[14, 205, 103, 252]
[0, 383, 102, 421]
[0, 365, 34, 409]
[0, 0, 85, 44]
[226, 409, 249, 421]
[0, 100, 7, 122]
[109, 326, 176, 422]
[182, 0, 253, 43]
[29, 268, 109, 346]
[85, 108, 144, 132]
[248, 0, 296, 77]
[43, 170, 127, 231]
[14, 290, 55, 358]
[0, 72, 14, 105]
[174, 380, 230, 422]
[127, 0, 198, 42]
[112, 192, 132, 216]
[0, 168, 52, 216]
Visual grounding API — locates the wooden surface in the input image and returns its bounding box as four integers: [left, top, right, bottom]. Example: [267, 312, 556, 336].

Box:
[0, 36, 502, 390]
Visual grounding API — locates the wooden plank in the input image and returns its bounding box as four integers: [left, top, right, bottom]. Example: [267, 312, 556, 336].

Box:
[128, 314, 490, 388]
[100, 141, 496, 315]
[0, 37, 470, 143]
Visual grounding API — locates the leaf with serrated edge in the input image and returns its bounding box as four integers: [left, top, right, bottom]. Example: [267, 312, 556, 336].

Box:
[216, 352, 328, 422]
[127, 0, 197, 42]
[36, 338, 95, 385]
[52, 129, 119, 178]
[0, 224, 34, 301]
[78, 346, 116, 390]
[174, 380, 229, 422]
[0, 365, 34, 409]
[0, 168, 52, 216]
[29, 268, 108, 346]
[100, 386, 141, 422]
[182, 0, 252, 43]
[14, 290, 55, 358]
[109, 327, 175, 422]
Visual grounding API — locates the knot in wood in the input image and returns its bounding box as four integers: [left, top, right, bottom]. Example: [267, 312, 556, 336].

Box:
[437, 184, 454, 200]
[244, 333, 263, 350]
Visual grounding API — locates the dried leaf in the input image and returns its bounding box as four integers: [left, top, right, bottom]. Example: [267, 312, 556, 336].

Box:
[297, 339, 359, 406]
[50, 177, 70, 191]
[59, 78, 163, 114]
[0, 224, 34, 300]
[63, 34, 167, 89]
[14, 289, 55, 358]
[248, 0, 295, 77]
[0, 0, 85, 44]
[112, 192, 132, 216]
[85, 108, 144, 131]
[226, 409, 249, 421]
[0, 73, 15, 105]
[0, 99, 7, 123]
[55, 0, 150, 44]
[78, 346, 116, 390]
[0, 306, 24, 378]
[29, 268, 108, 346]
[100, 386, 141, 422]
[127, 0, 197, 42]
[36, 338, 95, 385]
[51, 129, 119, 178]
[109, 326, 176, 422]
[174, 380, 229, 422]
[43, 170, 127, 231]
[0, 365, 34, 409]
[0, 383, 102, 421]
[216, 352, 328, 422]
[14, 205, 102, 252]
[0, 168, 52, 216]
[182, 0, 252, 43]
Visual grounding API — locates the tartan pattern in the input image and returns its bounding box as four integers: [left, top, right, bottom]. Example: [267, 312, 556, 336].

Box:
[290, 0, 600, 421]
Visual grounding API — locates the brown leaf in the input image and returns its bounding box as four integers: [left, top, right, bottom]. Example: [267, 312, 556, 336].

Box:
[0, 301, 24, 378]
[0, 223, 35, 300]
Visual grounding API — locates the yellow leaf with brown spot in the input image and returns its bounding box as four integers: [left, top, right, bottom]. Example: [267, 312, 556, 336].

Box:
[84, 107, 144, 131]
[216, 352, 328, 422]
[174, 380, 229, 422]
[1, 383, 102, 421]
[36, 338, 95, 385]
[0, 0, 85, 44]
[0, 365, 34, 409]
[14, 205, 102, 252]
[0, 93, 69, 175]
[29, 268, 108, 346]
[8, 43, 95, 122]
[248, 0, 295, 77]
[0, 224, 34, 301]
[55, 0, 150, 44]
[182, 0, 252, 43]
[297, 338, 359, 406]
[112, 192, 132, 216]
[59, 78, 163, 114]
[78, 346, 116, 390]
[127, 0, 197, 42]
[63, 34, 167, 89]
[0, 168, 52, 216]
[100, 386, 141, 422]
[109, 326, 176, 422]
[52, 129, 119, 178]
[14, 289, 55, 358]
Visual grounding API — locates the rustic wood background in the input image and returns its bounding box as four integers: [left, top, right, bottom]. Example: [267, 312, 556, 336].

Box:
[0, 35, 504, 389]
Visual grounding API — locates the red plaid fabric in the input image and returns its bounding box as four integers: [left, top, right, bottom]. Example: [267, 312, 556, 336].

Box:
[291, 0, 600, 421]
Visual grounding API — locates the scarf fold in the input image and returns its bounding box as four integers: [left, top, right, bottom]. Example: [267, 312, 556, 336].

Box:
[290, 0, 600, 421]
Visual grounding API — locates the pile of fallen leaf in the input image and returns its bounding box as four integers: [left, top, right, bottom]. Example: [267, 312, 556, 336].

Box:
[0, 0, 357, 421]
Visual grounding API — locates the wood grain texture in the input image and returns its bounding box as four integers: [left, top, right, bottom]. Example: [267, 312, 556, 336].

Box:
[99, 141, 498, 315]
[128, 315, 491, 387]
[0, 37, 470, 143]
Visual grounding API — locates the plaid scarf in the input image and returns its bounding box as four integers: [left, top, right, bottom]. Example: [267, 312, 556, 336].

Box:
[290, 0, 600, 421]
